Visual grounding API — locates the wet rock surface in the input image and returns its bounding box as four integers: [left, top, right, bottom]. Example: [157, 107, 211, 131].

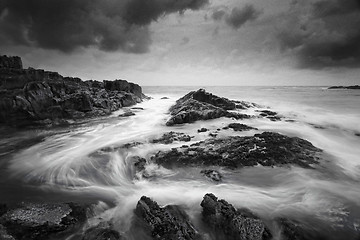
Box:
[257, 110, 281, 121]
[151, 131, 192, 144]
[201, 193, 272, 240]
[134, 196, 201, 240]
[0, 55, 146, 127]
[118, 111, 136, 117]
[81, 223, 123, 240]
[200, 169, 222, 182]
[166, 89, 252, 126]
[0, 202, 88, 240]
[276, 218, 327, 240]
[152, 132, 322, 169]
[224, 123, 257, 131]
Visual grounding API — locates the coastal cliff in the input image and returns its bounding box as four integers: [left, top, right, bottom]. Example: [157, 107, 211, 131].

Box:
[0, 55, 146, 127]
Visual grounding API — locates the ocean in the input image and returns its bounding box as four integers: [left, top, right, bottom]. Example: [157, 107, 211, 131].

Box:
[1, 86, 360, 239]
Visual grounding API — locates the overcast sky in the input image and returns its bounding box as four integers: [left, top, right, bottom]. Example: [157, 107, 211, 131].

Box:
[1, 0, 360, 86]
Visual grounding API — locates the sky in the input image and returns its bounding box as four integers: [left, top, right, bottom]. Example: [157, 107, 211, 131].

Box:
[1, 0, 360, 86]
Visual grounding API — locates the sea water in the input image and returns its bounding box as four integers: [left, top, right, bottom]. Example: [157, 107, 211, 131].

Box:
[0, 86, 360, 239]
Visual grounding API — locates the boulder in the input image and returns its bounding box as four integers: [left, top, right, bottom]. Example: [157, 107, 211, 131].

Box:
[0, 202, 88, 240]
[151, 132, 192, 144]
[166, 89, 251, 126]
[225, 123, 257, 131]
[152, 132, 322, 169]
[197, 128, 208, 133]
[134, 196, 201, 240]
[200, 193, 272, 240]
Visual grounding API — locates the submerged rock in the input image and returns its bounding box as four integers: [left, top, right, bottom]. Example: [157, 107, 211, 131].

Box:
[166, 89, 251, 126]
[0, 202, 88, 240]
[151, 132, 192, 144]
[82, 223, 123, 240]
[201, 193, 272, 240]
[225, 123, 257, 131]
[197, 128, 208, 133]
[257, 110, 281, 121]
[118, 111, 136, 117]
[200, 169, 222, 182]
[0, 55, 146, 127]
[152, 132, 322, 169]
[134, 196, 201, 240]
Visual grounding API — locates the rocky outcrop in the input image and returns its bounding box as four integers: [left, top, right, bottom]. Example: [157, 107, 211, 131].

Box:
[134, 196, 201, 240]
[0, 55, 146, 127]
[201, 193, 272, 240]
[152, 132, 322, 169]
[328, 85, 360, 89]
[166, 89, 252, 126]
[81, 223, 123, 240]
[0, 202, 88, 240]
[256, 110, 281, 121]
[151, 132, 192, 144]
[0, 56, 22, 69]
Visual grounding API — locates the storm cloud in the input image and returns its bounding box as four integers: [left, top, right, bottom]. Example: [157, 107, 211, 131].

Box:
[211, 5, 260, 29]
[0, 0, 208, 53]
[277, 0, 360, 68]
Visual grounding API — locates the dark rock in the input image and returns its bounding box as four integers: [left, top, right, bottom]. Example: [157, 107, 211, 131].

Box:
[161, 97, 169, 99]
[131, 107, 144, 110]
[118, 111, 135, 117]
[82, 223, 123, 240]
[0, 55, 22, 69]
[209, 133, 217, 138]
[0, 202, 88, 240]
[133, 156, 147, 172]
[166, 89, 251, 126]
[0, 55, 146, 127]
[257, 110, 281, 121]
[276, 218, 327, 240]
[0, 224, 15, 240]
[152, 132, 322, 169]
[134, 196, 201, 240]
[197, 128, 208, 133]
[201, 193, 272, 240]
[151, 132, 192, 144]
[328, 85, 360, 89]
[200, 170, 222, 182]
[227, 123, 257, 131]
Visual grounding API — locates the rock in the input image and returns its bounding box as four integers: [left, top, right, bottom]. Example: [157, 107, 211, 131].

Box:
[276, 218, 327, 240]
[133, 156, 147, 172]
[0, 202, 88, 240]
[161, 97, 169, 99]
[151, 132, 192, 144]
[0, 224, 15, 240]
[226, 123, 257, 131]
[82, 222, 123, 240]
[134, 196, 201, 240]
[118, 111, 135, 117]
[257, 110, 281, 121]
[200, 170, 222, 182]
[200, 193, 272, 240]
[131, 107, 144, 110]
[197, 128, 208, 133]
[0, 55, 22, 69]
[152, 132, 322, 169]
[328, 85, 360, 89]
[166, 89, 251, 126]
[0, 55, 146, 127]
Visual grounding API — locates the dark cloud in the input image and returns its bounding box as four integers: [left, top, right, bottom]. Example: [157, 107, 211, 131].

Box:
[211, 5, 260, 29]
[0, 0, 208, 53]
[277, 0, 360, 68]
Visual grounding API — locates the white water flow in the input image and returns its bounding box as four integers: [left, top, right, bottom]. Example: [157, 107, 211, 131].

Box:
[4, 89, 360, 239]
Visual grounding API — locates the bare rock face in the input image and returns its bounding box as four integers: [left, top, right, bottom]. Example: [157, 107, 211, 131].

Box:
[166, 89, 252, 126]
[0, 202, 88, 240]
[134, 196, 201, 240]
[152, 132, 322, 169]
[151, 132, 192, 144]
[0, 55, 146, 127]
[200, 193, 272, 240]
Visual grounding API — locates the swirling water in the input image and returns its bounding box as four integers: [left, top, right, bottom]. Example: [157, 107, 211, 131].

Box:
[0, 86, 360, 239]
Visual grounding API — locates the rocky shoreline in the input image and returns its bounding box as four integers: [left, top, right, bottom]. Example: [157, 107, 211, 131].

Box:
[328, 85, 360, 89]
[0, 55, 147, 127]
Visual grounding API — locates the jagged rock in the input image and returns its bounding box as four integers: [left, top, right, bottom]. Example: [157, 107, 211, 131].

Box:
[0, 55, 146, 127]
[257, 110, 281, 121]
[82, 222, 123, 240]
[166, 89, 251, 126]
[0, 202, 88, 240]
[151, 132, 192, 144]
[134, 196, 201, 240]
[201, 193, 272, 240]
[197, 128, 208, 133]
[201, 194, 271, 240]
[225, 123, 257, 131]
[133, 156, 147, 172]
[200, 170, 222, 182]
[152, 132, 322, 169]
